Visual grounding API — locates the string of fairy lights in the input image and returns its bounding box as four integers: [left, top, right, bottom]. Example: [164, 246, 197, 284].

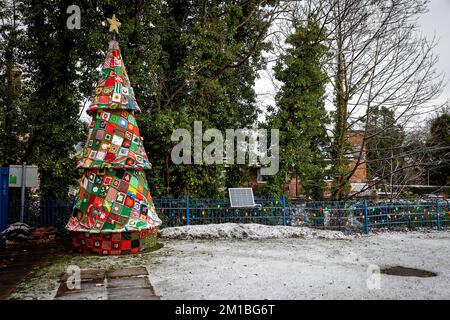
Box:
[150, 199, 450, 228]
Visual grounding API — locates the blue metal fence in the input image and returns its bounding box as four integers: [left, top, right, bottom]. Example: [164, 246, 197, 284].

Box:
[285, 199, 449, 233]
[0, 167, 9, 232]
[152, 197, 286, 227]
[8, 199, 76, 231]
[6, 196, 450, 234]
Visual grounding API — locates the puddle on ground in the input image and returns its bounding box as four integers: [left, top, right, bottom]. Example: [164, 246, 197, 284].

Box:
[381, 266, 437, 277]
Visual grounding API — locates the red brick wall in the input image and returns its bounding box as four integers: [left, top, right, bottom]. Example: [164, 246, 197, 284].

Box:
[244, 131, 368, 198]
[347, 131, 367, 183]
[285, 177, 299, 198]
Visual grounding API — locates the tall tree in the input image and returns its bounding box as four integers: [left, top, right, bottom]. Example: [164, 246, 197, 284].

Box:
[15, 0, 162, 198]
[366, 106, 405, 198]
[139, 0, 282, 197]
[0, 0, 26, 166]
[426, 111, 450, 187]
[263, 17, 329, 199]
[3, 0, 282, 199]
[20, 0, 87, 198]
[289, 0, 444, 199]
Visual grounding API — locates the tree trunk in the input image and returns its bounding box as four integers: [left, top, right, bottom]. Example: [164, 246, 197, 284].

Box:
[332, 17, 348, 201]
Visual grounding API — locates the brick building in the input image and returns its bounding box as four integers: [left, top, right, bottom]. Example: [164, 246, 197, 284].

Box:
[246, 130, 369, 199]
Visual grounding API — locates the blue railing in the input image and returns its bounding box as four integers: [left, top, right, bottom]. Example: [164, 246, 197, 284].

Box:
[285, 199, 449, 232]
[6, 197, 450, 234]
[8, 199, 76, 231]
[154, 197, 286, 227]
[0, 167, 9, 232]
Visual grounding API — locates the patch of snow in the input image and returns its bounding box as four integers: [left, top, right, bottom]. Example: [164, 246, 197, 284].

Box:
[9, 230, 450, 300]
[1, 222, 33, 241]
[158, 223, 353, 240]
[149, 231, 450, 299]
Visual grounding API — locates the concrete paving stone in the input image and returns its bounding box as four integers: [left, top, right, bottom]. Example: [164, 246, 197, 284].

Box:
[55, 280, 106, 298]
[106, 266, 148, 278]
[54, 267, 160, 300]
[54, 289, 107, 300]
[107, 287, 160, 300]
[106, 276, 153, 290]
[58, 269, 105, 283]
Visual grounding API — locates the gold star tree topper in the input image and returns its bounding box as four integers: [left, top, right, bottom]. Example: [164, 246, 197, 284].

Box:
[107, 14, 121, 34]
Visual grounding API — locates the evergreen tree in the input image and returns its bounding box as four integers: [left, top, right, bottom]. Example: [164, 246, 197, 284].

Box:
[263, 18, 329, 199]
[426, 111, 450, 186]
[18, 0, 88, 198]
[366, 106, 405, 184]
[139, 0, 278, 197]
[3, 0, 278, 198]
[0, 0, 26, 166]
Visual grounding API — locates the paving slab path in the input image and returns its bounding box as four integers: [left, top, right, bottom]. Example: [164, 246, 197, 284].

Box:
[54, 266, 160, 300]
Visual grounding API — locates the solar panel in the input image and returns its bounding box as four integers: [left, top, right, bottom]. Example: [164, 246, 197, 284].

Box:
[228, 188, 256, 207]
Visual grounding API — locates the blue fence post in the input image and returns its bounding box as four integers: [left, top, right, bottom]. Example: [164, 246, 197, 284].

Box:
[0, 167, 9, 232]
[436, 200, 441, 231]
[282, 194, 286, 226]
[363, 199, 369, 235]
[186, 195, 190, 226]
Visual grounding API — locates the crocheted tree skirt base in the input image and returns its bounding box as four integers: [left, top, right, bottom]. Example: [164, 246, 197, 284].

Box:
[71, 227, 158, 255]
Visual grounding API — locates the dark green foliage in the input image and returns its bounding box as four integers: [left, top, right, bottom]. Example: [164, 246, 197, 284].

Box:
[262, 18, 329, 199]
[18, 0, 89, 199]
[0, 0, 26, 165]
[366, 106, 405, 184]
[426, 112, 450, 186]
[137, 0, 277, 197]
[1, 0, 277, 198]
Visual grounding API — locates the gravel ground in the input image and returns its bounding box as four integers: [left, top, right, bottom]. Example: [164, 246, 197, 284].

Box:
[6, 225, 450, 300]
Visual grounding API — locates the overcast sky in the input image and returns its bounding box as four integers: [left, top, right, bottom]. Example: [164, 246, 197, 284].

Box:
[419, 0, 450, 107]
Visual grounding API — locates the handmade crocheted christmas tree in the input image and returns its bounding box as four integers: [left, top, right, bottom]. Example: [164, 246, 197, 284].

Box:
[66, 23, 161, 255]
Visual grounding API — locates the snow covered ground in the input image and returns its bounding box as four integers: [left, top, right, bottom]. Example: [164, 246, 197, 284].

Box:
[158, 223, 353, 240]
[151, 225, 450, 300]
[7, 224, 450, 300]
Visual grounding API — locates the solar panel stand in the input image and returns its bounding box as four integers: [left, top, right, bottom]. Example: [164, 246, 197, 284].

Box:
[228, 188, 261, 208]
